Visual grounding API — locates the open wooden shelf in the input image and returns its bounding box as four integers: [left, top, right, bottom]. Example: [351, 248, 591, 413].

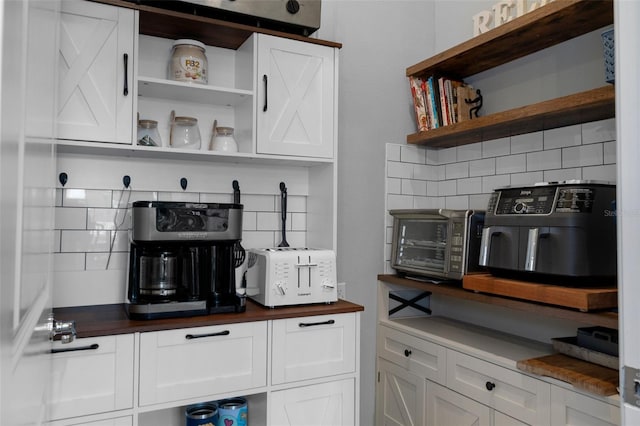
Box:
[405, 0, 614, 149]
[378, 274, 619, 329]
[407, 85, 615, 148]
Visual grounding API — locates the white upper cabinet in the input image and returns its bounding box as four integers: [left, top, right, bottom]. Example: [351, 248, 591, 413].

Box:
[256, 34, 336, 158]
[57, 1, 134, 143]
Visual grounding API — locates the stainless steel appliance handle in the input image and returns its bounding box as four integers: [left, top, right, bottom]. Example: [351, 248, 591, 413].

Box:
[478, 227, 493, 266]
[525, 227, 540, 271]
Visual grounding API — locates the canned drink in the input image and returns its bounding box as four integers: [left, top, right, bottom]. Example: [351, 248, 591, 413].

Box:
[186, 402, 218, 426]
[217, 397, 248, 426]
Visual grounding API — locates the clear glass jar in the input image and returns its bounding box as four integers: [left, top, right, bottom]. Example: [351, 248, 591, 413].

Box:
[137, 119, 161, 147]
[210, 126, 238, 152]
[170, 116, 201, 149]
[169, 39, 208, 84]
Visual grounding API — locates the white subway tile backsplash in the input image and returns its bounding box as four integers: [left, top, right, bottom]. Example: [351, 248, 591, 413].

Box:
[438, 180, 457, 196]
[243, 231, 277, 249]
[157, 191, 199, 202]
[482, 174, 510, 193]
[387, 161, 414, 179]
[527, 149, 561, 171]
[53, 253, 85, 271]
[283, 195, 306, 213]
[482, 137, 510, 158]
[496, 154, 526, 175]
[439, 147, 457, 164]
[56, 189, 63, 207]
[511, 131, 543, 154]
[604, 141, 616, 164]
[114, 190, 157, 206]
[469, 158, 496, 177]
[87, 208, 127, 230]
[387, 143, 401, 161]
[86, 252, 129, 271]
[61, 230, 111, 252]
[257, 212, 283, 231]
[445, 162, 469, 179]
[386, 178, 402, 194]
[413, 163, 438, 181]
[427, 181, 439, 197]
[470, 194, 491, 210]
[200, 192, 232, 204]
[63, 189, 112, 208]
[582, 118, 616, 144]
[387, 194, 414, 210]
[55, 207, 87, 230]
[242, 194, 276, 211]
[457, 177, 482, 194]
[457, 144, 482, 162]
[291, 213, 307, 231]
[562, 143, 603, 168]
[583, 164, 617, 183]
[401, 179, 428, 196]
[243, 211, 258, 231]
[510, 171, 544, 186]
[543, 124, 581, 150]
[426, 148, 439, 165]
[400, 145, 426, 164]
[283, 232, 306, 248]
[413, 196, 442, 209]
[544, 168, 582, 182]
[445, 196, 469, 210]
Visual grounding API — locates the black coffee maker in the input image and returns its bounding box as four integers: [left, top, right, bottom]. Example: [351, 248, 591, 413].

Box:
[126, 201, 246, 319]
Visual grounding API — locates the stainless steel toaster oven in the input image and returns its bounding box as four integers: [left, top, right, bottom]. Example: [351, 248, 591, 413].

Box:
[389, 209, 485, 281]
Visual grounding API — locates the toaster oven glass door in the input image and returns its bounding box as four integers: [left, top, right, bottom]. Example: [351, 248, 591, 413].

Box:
[395, 219, 448, 274]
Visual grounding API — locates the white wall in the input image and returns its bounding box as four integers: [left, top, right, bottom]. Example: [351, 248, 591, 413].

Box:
[317, 1, 613, 423]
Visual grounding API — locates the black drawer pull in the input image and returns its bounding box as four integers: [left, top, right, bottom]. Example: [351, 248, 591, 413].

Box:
[263, 74, 268, 111]
[485, 381, 496, 391]
[185, 330, 230, 340]
[123, 53, 128, 96]
[404, 349, 412, 357]
[299, 319, 335, 328]
[51, 343, 99, 354]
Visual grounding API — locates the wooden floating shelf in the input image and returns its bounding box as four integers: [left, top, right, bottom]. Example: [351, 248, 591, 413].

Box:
[406, 85, 615, 148]
[378, 274, 618, 329]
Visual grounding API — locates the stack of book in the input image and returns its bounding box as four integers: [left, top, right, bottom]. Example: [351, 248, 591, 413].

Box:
[409, 75, 477, 132]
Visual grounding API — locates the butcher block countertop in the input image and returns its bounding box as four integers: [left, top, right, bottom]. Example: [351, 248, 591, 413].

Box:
[53, 299, 364, 338]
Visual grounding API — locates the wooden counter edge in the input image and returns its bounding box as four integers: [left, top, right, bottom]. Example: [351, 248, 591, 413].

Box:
[53, 299, 364, 338]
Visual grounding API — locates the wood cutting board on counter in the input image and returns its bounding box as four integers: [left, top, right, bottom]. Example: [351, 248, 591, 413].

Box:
[463, 274, 617, 311]
[517, 353, 619, 396]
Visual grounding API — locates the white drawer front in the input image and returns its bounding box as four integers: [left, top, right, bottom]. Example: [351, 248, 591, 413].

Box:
[60, 416, 133, 426]
[271, 313, 356, 385]
[138, 321, 267, 406]
[377, 324, 447, 385]
[446, 350, 550, 426]
[550, 386, 620, 426]
[270, 379, 355, 426]
[49, 335, 134, 421]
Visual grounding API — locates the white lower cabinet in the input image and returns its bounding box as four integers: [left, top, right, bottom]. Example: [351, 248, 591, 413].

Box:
[49, 334, 134, 423]
[138, 321, 268, 406]
[375, 319, 620, 426]
[270, 379, 355, 426]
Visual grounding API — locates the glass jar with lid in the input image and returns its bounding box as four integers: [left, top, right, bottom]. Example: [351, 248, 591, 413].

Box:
[170, 116, 201, 150]
[210, 127, 238, 152]
[169, 39, 208, 84]
[137, 119, 161, 147]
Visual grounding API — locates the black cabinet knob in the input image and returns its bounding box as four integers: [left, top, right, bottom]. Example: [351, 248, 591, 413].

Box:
[404, 349, 412, 357]
[485, 381, 496, 391]
[286, 0, 300, 14]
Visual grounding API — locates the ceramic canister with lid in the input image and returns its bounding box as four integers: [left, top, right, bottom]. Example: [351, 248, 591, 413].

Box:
[169, 39, 208, 84]
[210, 127, 238, 152]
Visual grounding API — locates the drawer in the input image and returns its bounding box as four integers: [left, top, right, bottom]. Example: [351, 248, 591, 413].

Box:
[49, 335, 134, 421]
[377, 324, 447, 385]
[52, 416, 133, 426]
[138, 321, 267, 406]
[550, 385, 620, 426]
[272, 312, 357, 385]
[446, 349, 550, 426]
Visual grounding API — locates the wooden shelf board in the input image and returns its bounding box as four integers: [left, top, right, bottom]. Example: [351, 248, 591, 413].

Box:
[406, 85, 615, 148]
[406, 0, 613, 79]
[378, 274, 619, 329]
[90, 0, 342, 50]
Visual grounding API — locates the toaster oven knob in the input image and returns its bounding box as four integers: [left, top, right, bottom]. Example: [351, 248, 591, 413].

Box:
[514, 202, 528, 214]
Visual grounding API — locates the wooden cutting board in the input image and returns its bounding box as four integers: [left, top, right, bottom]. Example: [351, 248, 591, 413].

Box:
[517, 353, 618, 396]
[463, 274, 617, 311]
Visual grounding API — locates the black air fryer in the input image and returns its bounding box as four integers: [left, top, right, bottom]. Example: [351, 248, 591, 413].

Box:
[479, 181, 617, 285]
[127, 201, 246, 319]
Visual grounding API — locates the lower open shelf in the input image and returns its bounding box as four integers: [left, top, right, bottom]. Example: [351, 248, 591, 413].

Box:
[377, 274, 618, 329]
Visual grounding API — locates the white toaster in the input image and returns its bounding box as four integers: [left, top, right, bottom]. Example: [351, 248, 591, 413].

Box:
[245, 248, 338, 307]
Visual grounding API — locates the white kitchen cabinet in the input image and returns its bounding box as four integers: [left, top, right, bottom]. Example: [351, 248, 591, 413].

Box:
[48, 334, 134, 422]
[138, 321, 267, 406]
[550, 386, 620, 426]
[51, 416, 133, 426]
[269, 379, 355, 426]
[256, 34, 336, 159]
[271, 312, 356, 385]
[57, 1, 135, 144]
[426, 380, 491, 426]
[376, 357, 426, 426]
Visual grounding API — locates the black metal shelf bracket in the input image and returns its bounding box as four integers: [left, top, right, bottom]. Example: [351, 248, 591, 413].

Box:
[389, 291, 432, 316]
